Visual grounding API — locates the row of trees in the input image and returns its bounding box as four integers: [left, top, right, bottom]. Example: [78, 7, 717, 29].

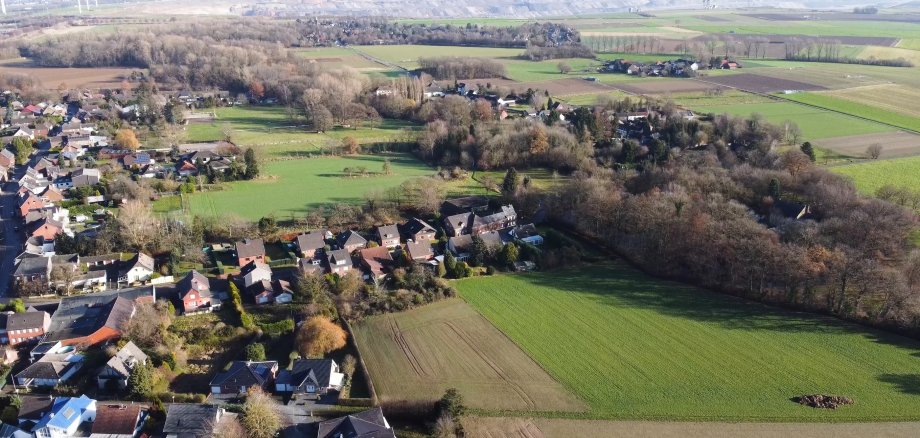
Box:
[417, 57, 507, 80]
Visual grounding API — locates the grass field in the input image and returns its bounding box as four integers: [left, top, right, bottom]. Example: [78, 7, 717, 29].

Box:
[688, 100, 894, 140]
[352, 299, 587, 412]
[185, 106, 420, 160]
[184, 154, 432, 220]
[831, 155, 920, 194]
[457, 263, 920, 421]
[781, 92, 920, 133]
[821, 84, 920, 120]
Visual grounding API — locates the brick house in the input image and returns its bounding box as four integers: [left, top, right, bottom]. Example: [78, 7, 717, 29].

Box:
[177, 270, 212, 315]
[0, 310, 51, 346]
[235, 238, 266, 266]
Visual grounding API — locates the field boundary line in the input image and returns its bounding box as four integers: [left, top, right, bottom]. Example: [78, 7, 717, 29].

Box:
[342, 319, 381, 406]
[690, 77, 920, 135]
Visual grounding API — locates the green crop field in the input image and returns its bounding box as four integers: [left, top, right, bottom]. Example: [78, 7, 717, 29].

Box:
[690, 100, 894, 140]
[185, 106, 420, 160]
[831, 155, 920, 194]
[781, 92, 920, 133]
[352, 299, 587, 412]
[457, 263, 920, 421]
[184, 154, 432, 220]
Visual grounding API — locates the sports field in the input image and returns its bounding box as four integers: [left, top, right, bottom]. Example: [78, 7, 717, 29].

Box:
[831, 155, 920, 195]
[185, 154, 432, 220]
[457, 263, 920, 420]
[352, 299, 587, 412]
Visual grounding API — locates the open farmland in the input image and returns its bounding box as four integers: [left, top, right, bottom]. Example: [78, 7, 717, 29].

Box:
[781, 92, 920, 133]
[462, 417, 920, 438]
[183, 154, 432, 220]
[457, 263, 920, 421]
[831, 155, 920, 195]
[823, 84, 920, 119]
[0, 59, 139, 89]
[695, 73, 827, 93]
[815, 132, 920, 160]
[352, 299, 587, 412]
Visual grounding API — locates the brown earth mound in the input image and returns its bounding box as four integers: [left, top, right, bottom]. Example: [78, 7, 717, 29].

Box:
[794, 394, 854, 409]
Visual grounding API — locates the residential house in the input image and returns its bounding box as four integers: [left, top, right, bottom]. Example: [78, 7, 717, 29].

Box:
[376, 224, 400, 248]
[0, 310, 50, 346]
[0, 149, 15, 168]
[14, 350, 84, 388]
[119, 252, 154, 284]
[326, 249, 353, 275]
[16, 396, 53, 428]
[440, 196, 489, 217]
[23, 236, 56, 257]
[175, 160, 198, 177]
[12, 126, 34, 140]
[406, 241, 434, 262]
[444, 212, 473, 237]
[12, 256, 52, 285]
[249, 279, 293, 305]
[31, 218, 65, 241]
[31, 395, 96, 438]
[97, 341, 147, 390]
[469, 205, 517, 235]
[177, 270, 213, 315]
[316, 407, 395, 438]
[0, 346, 19, 366]
[336, 230, 367, 252]
[0, 423, 30, 438]
[71, 168, 101, 188]
[162, 404, 226, 438]
[90, 404, 146, 438]
[298, 257, 324, 275]
[358, 246, 393, 281]
[19, 193, 49, 217]
[235, 238, 266, 266]
[275, 359, 344, 396]
[240, 261, 272, 288]
[43, 286, 155, 346]
[209, 360, 278, 395]
[448, 231, 504, 260]
[401, 217, 437, 243]
[510, 223, 544, 246]
[295, 230, 328, 259]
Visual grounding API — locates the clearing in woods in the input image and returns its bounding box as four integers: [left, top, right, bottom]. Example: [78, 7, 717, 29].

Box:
[457, 263, 920, 421]
[351, 299, 587, 413]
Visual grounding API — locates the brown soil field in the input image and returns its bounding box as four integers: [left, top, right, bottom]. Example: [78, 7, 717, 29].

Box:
[0, 60, 139, 89]
[695, 73, 827, 93]
[615, 79, 726, 95]
[817, 131, 920, 159]
[694, 15, 731, 22]
[463, 417, 920, 438]
[743, 12, 920, 24]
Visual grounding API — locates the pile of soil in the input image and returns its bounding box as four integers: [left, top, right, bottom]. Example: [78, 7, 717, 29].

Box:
[794, 394, 854, 409]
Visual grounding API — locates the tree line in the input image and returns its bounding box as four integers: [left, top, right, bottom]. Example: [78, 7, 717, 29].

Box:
[417, 57, 507, 80]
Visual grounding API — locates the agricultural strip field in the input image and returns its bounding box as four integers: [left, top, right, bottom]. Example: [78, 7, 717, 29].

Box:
[831, 155, 920, 194]
[185, 106, 420, 160]
[457, 263, 920, 421]
[695, 73, 827, 94]
[686, 100, 894, 140]
[183, 154, 432, 221]
[815, 132, 920, 160]
[462, 417, 920, 438]
[822, 84, 920, 119]
[0, 58, 139, 89]
[352, 299, 587, 412]
[781, 92, 920, 133]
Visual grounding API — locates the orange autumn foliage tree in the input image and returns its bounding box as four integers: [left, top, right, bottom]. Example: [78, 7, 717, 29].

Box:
[114, 129, 141, 150]
[295, 316, 347, 357]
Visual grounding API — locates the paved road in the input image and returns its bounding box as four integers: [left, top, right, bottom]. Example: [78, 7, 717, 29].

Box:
[0, 167, 25, 298]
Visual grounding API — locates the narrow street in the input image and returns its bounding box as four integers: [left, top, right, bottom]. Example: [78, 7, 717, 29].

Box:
[0, 167, 26, 298]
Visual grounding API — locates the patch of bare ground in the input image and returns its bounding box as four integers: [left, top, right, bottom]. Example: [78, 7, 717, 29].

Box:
[817, 131, 920, 159]
[0, 59, 139, 89]
[615, 79, 726, 95]
[695, 73, 827, 93]
[463, 417, 920, 438]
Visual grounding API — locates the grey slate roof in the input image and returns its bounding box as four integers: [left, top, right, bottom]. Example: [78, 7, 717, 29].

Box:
[177, 270, 211, 299]
[45, 286, 154, 343]
[102, 341, 147, 378]
[235, 238, 265, 259]
[163, 404, 221, 437]
[336, 230, 366, 249]
[295, 231, 327, 253]
[278, 359, 336, 389]
[316, 407, 394, 438]
[210, 360, 277, 388]
[0, 310, 48, 331]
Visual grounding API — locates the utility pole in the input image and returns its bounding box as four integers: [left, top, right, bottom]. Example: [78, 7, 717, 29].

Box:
[77, 0, 83, 14]
[1, 0, 7, 16]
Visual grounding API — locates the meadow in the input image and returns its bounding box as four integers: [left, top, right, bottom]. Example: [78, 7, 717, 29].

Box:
[185, 106, 419, 160]
[183, 154, 433, 221]
[831, 155, 920, 194]
[352, 299, 586, 412]
[457, 263, 920, 421]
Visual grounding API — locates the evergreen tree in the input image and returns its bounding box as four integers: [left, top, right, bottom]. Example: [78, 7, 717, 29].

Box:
[769, 178, 781, 200]
[800, 141, 816, 162]
[502, 168, 520, 197]
[244, 148, 259, 179]
[444, 252, 457, 278]
[128, 362, 154, 400]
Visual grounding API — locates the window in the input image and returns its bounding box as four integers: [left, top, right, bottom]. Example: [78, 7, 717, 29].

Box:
[306, 385, 316, 393]
[190, 294, 196, 299]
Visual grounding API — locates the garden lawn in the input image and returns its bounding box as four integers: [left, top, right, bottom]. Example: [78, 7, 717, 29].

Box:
[781, 92, 920, 133]
[831, 155, 920, 195]
[458, 263, 920, 421]
[186, 154, 432, 221]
